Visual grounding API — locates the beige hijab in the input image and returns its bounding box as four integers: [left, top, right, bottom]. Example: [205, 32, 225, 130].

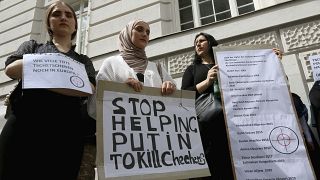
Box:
[118, 19, 148, 74]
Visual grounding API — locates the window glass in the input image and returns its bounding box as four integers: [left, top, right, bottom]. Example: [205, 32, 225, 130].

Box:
[237, 0, 253, 6]
[199, 0, 230, 24]
[179, 0, 191, 8]
[213, 0, 230, 13]
[178, 0, 256, 30]
[216, 11, 231, 21]
[237, 0, 254, 15]
[178, 0, 194, 30]
[238, 4, 254, 15]
[71, 0, 88, 54]
[201, 16, 215, 25]
[180, 7, 194, 23]
[181, 22, 195, 30]
[199, 1, 213, 17]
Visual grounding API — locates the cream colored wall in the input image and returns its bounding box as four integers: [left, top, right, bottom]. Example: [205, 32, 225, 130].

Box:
[87, 0, 177, 63]
[0, 0, 47, 129]
[254, 0, 292, 10]
[0, 0, 46, 96]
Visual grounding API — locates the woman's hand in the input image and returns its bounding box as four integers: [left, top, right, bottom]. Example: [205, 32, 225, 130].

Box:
[161, 81, 176, 95]
[273, 48, 283, 60]
[196, 65, 219, 94]
[206, 65, 219, 86]
[125, 78, 143, 92]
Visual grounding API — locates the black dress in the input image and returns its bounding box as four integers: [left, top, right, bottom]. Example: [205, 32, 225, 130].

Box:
[292, 92, 320, 179]
[309, 81, 320, 136]
[0, 40, 96, 180]
[181, 64, 234, 180]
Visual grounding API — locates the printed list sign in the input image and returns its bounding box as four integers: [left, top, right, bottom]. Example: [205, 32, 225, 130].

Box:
[23, 53, 92, 94]
[309, 54, 320, 81]
[214, 46, 315, 180]
[95, 81, 210, 180]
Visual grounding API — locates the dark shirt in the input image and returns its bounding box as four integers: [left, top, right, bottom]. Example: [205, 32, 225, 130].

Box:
[181, 63, 214, 98]
[310, 80, 320, 109]
[292, 93, 308, 119]
[6, 40, 96, 86]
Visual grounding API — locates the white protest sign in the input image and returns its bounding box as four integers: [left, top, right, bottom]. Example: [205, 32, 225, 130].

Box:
[23, 53, 92, 94]
[96, 81, 210, 180]
[215, 46, 315, 180]
[309, 54, 320, 81]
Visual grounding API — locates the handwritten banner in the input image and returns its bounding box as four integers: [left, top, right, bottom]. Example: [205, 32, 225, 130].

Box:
[309, 54, 320, 81]
[95, 81, 210, 180]
[23, 53, 92, 94]
[214, 46, 315, 180]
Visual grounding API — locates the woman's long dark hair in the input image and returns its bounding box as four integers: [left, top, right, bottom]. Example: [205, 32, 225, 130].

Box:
[193, 32, 219, 64]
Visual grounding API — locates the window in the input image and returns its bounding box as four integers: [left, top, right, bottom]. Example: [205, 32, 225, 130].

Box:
[178, 0, 255, 31]
[178, 0, 194, 30]
[237, 0, 254, 15]
[71, 0, 89, 54]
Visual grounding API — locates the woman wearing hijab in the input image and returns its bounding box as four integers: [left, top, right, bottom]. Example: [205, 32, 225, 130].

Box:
[88, 19, 176, 119]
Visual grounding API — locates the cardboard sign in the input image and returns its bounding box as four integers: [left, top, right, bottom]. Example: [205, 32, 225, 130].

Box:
[96, 81, 210, 180]
[23, 53, 92, 94]
[214, 45, 316, 180]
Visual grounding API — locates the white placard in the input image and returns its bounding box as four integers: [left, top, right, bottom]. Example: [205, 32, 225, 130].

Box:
[215, 47, 315, 180]
[23, 53, 92, 94]
[96, 81, 209, 180]
[309, 54, 320, 81]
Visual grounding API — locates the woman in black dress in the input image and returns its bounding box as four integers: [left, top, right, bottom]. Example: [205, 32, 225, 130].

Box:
[181, 32, 234, 180]
[0, 1, 95, 179]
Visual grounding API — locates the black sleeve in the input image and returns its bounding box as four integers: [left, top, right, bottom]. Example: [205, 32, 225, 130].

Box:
[181, 65, 197, 91]
[81, 55, 96, 86]
[310, 81, 320, 110]
[292, 93, 307, 119]
[5, 40, 37, 67]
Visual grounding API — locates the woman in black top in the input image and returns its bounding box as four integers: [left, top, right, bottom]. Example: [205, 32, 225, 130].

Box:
[310, 81, 320, 136]
[181, 32, 234, 179]
[0, 1, 95, 179]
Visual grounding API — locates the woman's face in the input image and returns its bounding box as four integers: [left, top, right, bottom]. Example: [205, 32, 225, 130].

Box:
[49, 3, 76, 38]
[131, 22, 150, 49]
[195, 35, 209, 57]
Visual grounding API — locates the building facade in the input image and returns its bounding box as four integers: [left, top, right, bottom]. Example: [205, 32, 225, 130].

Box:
[0, 0, 319, 131]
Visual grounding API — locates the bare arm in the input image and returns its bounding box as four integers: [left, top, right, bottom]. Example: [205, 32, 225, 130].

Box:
[196, 65, 218, 94]
[5, 59, 23, 79]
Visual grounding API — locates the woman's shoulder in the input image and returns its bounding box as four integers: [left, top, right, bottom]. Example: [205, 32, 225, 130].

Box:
[20, 40, 43, 51]
[102, 55, 123, 65]
[146, 61, 156, 69]
[100, 55, 128, 70]
[185, 64, 195, 71]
